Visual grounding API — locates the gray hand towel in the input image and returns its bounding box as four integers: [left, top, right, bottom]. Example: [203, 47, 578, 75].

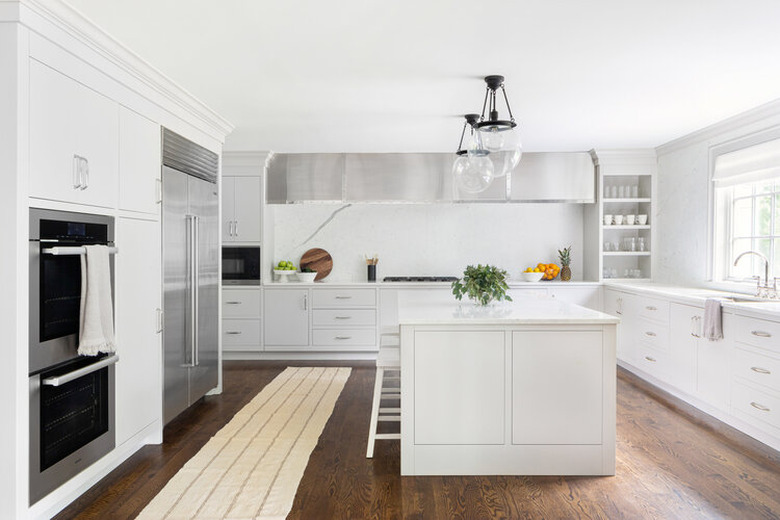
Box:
[703, 298, 723, 341]
[79, 245, 116, 355]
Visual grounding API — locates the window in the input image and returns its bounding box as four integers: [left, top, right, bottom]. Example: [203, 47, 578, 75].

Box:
[713, 135, 780, 283]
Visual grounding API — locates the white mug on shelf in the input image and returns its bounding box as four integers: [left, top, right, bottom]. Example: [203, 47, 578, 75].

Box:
[637, 214, 648, 225]
[613, 215, 624, 225]
[603, 214, 613, 226]
[626, 214, 636, 225]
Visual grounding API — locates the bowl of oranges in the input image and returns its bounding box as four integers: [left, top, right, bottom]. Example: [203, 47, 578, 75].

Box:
[522, 263, 560, 282]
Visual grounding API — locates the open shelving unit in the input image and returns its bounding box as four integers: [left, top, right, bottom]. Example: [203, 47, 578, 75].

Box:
[585, 150, 657, 282]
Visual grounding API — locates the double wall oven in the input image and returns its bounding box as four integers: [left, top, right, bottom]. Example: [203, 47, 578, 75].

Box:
[28, 209, 118, 505]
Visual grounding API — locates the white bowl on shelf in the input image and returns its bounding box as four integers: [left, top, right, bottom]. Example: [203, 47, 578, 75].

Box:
[520, 271, 544, 282]
[296, 271, 317, 283]
[273, 269, 295, 282]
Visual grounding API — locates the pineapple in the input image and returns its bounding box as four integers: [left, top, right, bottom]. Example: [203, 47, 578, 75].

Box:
[558, 246, 572, 281]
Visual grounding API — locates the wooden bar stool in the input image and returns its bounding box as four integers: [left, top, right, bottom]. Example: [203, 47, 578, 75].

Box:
[366, 333, 401, 458]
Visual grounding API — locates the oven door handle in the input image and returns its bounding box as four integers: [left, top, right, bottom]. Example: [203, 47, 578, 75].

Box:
[42, 355, 119, 387]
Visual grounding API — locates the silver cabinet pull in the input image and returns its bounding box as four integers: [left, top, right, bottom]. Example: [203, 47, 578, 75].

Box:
[43, 355, 119, 387]
[645, 331, 657, 337]
[644, 356, 657, 362]
[335, 316, 352, 320]
[225, 301, 242, 305]
[226, 331, 242, 335]
[335, 336, 352, 340]
[645, 306, 657, 311]
[303, 293, 308, 311]
[335, 295, 352, 299]
[72, 154, 81, 189]
[750, 366, 771, 375]
[156, 178, 162, 204]
[616, 298, 623, 315]
[750, 401, 771, 412]
[234, 219, 239, 236]
[156, 308, 163, 333]
[751, 330, 772, 338]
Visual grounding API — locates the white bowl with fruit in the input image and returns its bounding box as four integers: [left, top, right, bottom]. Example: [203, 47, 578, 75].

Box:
[274, 260, 297, 282]
[520, 268, 544, 282]
[296, 270, 317, 283]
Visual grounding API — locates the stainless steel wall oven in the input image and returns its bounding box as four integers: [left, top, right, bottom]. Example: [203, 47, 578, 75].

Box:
[29, 208, 117, 505]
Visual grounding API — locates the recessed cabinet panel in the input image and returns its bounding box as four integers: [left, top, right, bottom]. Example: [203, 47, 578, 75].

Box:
[512, 331, 603, 445]
[119, 107, 160, 215]
[511, 152, 595, 202]
[414, 331, 505, 445]
[222, 289, 261, 318]
[263, 289, 309, 347]
[223, 176, 261, 242]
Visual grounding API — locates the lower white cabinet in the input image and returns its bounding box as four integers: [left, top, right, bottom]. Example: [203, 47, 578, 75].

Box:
[222, 288, 262, 352]
[263, 288, 309, 348]
[668, 303, 699, 395]
[115, 217, 162, 445]
[697, 313, 732, 410]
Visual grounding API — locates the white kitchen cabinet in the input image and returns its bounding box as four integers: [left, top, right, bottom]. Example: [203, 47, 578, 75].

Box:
[115, 217, 162, 446]
[222, 288, 262, 352]
[548, 286, 601, 310]
[29, 59, 119, 208]
[119, 107, 161, 215]
[696, 313, 732, 410]
[222, 176, 261, 242]
[668, 303, 699, 395]
[263, 288, 309, 347]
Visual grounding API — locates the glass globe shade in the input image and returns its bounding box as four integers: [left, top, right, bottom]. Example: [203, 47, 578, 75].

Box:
[476, 127, 522, 178]
[453, 155, 494, 194]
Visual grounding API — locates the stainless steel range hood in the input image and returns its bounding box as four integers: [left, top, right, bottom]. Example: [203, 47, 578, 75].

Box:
[266, 152, 595, 204]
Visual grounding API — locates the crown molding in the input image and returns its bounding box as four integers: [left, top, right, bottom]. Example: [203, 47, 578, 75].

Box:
[14, 0, 234, 140]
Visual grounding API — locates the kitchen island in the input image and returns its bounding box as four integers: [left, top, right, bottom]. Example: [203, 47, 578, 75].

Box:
[399, 296, 619, 476]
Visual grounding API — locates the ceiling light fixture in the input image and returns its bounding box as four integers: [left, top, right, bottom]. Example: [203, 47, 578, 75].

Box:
[453, 114, 494, 193]
[469, 75, 523, 178]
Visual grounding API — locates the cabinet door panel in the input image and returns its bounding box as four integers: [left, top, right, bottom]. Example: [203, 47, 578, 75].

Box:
[115, 218, 162, 445]
[512, 330, 603, 445]
[669, 303, 699, 395]
[263, 289, 309, 346]
[221, 177, 236, 242]
[233, 176, 262, 241]
[119, 107, 160, 214]
[29, 60, 79, 203]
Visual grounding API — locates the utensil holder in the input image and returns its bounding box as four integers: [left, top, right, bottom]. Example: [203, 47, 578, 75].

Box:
[367, 264, 376, 282]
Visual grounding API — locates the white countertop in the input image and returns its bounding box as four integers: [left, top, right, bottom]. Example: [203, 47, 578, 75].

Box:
[398, 296, 619, 326]
[261, 280, 601, 288]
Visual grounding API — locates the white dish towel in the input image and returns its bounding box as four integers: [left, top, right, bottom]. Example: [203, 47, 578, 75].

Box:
[79, 245, 116, 356]
[703, 298, 723, 341]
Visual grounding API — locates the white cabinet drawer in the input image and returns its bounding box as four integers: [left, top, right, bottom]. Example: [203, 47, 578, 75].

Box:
[732, 381, 780, 431]
[735, 316, 780, 352]
[636, 343, 670, 380]
[223, 319, 261, 347]
[637, 297, 670, 323]
[635, 318, 669, 351]
[312, 288, 376, 308]
[312, 309, 376, 327]
[222, 289, 261, 318]
[734, 347, 780, 393]
[312, 328, 376, 347]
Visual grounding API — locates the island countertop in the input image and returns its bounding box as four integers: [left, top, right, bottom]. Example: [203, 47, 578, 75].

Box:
[398, 296, 620, 326]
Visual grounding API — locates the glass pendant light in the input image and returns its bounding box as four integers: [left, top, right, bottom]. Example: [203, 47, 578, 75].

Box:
[468, 75, 522, 178]
[453, 114, 494, 193]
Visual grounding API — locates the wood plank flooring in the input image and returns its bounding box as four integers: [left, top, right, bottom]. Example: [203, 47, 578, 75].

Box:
[56, 362, 780, 520]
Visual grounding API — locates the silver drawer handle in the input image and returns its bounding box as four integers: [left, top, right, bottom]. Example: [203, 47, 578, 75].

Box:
[335, 295, 353, 299]
[335, 316, 352, 320]
[616, 311, 622, 315]
[644, 356, 657, 362]
[750, 366, 771, 375]
[335, 336, 352, 340]
[750, 401, 771, 412]
[225, 301, 242, 305]
[751, 330, 772, 338]
[645, 306, 657, 311]
[645, 331, 657, 337]
[42, 355, 119, 387]
[226, 331, 242, 335]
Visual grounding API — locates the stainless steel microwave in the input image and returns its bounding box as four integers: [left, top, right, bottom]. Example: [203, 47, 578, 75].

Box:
[222, 246, 261, 285]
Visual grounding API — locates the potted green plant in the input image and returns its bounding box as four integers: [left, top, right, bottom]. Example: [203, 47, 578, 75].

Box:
[452, 264, 513, 306]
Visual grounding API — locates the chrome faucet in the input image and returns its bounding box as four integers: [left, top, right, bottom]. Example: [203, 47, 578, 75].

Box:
[733, 250, 772, 296]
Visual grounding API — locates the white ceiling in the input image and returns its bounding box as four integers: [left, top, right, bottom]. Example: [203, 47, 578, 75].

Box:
[65, 0, 780, 153]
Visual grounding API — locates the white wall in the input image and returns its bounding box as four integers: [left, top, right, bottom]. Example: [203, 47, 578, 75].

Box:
[270, 203, 588, 282]
[655, 101, 780, 286]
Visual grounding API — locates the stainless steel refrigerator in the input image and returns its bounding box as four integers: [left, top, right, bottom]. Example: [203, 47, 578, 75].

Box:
[162, 129, 220, 425]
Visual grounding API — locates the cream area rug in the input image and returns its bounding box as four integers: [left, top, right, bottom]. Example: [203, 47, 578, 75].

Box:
[138, 366, 351, 520]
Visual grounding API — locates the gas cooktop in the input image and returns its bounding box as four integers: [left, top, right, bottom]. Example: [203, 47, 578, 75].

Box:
[383, 276, 459, 282]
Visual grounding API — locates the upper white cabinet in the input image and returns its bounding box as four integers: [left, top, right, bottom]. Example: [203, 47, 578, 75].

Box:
[222, 176, 261, 242]
[29, 59, 119, 208]
[119, 107, 161, 215]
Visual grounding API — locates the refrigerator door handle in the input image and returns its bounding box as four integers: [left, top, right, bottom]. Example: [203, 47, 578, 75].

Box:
[185, 214, 196, 367]
[193, 215, 200, 366]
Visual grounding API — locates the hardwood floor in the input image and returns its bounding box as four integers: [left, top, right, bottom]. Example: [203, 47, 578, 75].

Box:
[56, 362, 780, 520]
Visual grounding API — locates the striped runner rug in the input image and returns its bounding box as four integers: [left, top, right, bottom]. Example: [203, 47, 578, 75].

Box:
[138, 366, 351, 520]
